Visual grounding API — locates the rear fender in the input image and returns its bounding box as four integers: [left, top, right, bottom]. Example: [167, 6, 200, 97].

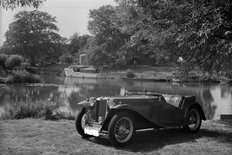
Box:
[184, 103, 206, 124]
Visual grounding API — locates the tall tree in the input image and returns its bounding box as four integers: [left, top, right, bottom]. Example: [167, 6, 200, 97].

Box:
[137, 0, 232, 72]
[87, 5, 129, 67]
[3, 10, 62, 66]
[115, 0, 167, 65]
[69, 33, 90, 55]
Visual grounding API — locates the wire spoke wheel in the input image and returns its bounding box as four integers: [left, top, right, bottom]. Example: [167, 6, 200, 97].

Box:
[108, 112, 135, 146]
[81, 114, 87, 128]
[75, 107, 92, 138]
[114, 117, 133, 143]
[185, 108, 202, 132]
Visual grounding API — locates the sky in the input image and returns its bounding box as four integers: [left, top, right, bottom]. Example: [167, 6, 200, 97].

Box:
[0, 0, 116, 46]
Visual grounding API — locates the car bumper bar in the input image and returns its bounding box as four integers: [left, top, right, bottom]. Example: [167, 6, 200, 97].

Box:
[84, 123, 102, 137]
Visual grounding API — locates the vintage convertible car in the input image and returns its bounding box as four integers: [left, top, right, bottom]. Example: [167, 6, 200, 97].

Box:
[75, 91, 206, 146]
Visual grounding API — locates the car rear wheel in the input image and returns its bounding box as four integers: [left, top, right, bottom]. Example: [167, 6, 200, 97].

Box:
[75, 107, 92, 138]
[108, 112, 135, 146]
[184, 108, 202, 132]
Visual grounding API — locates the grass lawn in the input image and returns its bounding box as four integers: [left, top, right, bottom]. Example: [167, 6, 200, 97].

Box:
[0, 119, 232, 155]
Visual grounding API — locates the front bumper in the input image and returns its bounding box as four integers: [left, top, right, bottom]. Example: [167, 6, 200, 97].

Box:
[84, 124, 101, 137]
[82, 98, 110, 137]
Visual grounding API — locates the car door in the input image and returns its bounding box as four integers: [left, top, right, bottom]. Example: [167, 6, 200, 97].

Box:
[149, 96, 164, 123]
[115, 97, 159, 119]
[157, 95, 185, 126]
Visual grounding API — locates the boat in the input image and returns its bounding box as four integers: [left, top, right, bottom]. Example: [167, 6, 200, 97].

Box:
[64, 65, 98, 78]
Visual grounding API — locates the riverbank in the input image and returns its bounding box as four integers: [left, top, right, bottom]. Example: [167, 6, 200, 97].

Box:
[1, 65, 231, 84]
[64, 65, 229, 83]
[0, 70, 40, 84]
[0, 119, 231, 154]
[98, 65, 224, 83]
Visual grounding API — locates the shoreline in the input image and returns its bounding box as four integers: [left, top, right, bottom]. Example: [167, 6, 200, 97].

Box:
[1, 65, 232, 84]
[0, 75, 226, 84]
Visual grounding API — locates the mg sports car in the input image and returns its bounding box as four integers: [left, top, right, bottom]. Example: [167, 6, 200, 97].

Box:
[75, 91, 206, 146]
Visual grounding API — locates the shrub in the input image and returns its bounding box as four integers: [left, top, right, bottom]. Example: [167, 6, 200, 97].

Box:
[59, 54, 74, 64]
[47, 111, 74, 120]
[0, 100, 55, 120]
[126, 69, 136, 78]
[5, 55, 23, 70]
[45, 107, 53, 119]
[0, 54, 7, 68]
[6, 70, 41, 83]
[226, 71, 232, 79]
[220, 71, 232, 79]
[0, 99, 75, 120]
[0, 77, 6, 83]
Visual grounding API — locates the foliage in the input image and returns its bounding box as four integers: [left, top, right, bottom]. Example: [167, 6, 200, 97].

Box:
[0, 54, 7, 68]
[3, 10, 62, 66]
[0, 100, 54, 120]
[2, 0, 231, 73]
[115, 1, 161, 66]
[4, 55, 23, 70]
[219, 70, 232, 79]
[86, 43, 111, 67]
[69, 33, 90, 55]
[0, 77, 6, 83]
[59, 54, 74, 64]
[86, 2, 176, 67]
[84, 0, 232, 72]
[6, 69, 40, 83]
[136, 0, 232, 72]
[87, 5, 129, 67]
[0, 98, 75, 120]
[48, 111, 74, 120]
[126, 69, 136, 78]
[0, 0, 45, 9]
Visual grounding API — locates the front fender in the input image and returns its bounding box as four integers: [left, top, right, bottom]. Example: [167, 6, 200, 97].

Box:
[78, 100, 91, 107]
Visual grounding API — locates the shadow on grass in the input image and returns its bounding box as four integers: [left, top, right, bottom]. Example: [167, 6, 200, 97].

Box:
[87, 128, 232, 153]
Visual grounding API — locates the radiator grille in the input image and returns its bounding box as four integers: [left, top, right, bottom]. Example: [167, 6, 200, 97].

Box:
[88, 100, 108, 123]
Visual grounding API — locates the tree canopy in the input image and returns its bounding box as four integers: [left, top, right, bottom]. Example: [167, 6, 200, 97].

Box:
[87, 5, 130, 67]
[69, 33, 90, 55]
[3, 10, 62, 66]
[2, 0, 231, 73]
[137, 0, 232, 72]
[0, 0, 45, 9]
[84, 0, 232, 72]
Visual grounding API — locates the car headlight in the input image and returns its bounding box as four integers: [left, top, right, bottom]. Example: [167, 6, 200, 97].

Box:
[89, 97, 96, 107]
[107, 99, 116, 108]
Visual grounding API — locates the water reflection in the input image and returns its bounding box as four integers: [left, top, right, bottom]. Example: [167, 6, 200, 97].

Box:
[0, 77, 232, 120]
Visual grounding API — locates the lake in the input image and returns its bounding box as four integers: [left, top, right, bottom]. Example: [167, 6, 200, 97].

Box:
[0, 76, 232, 120]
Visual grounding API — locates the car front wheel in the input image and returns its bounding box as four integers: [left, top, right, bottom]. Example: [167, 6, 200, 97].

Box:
[184, 108, 202, 132]
[108, 112, 135, 146]
[75, 107, 91, 138]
